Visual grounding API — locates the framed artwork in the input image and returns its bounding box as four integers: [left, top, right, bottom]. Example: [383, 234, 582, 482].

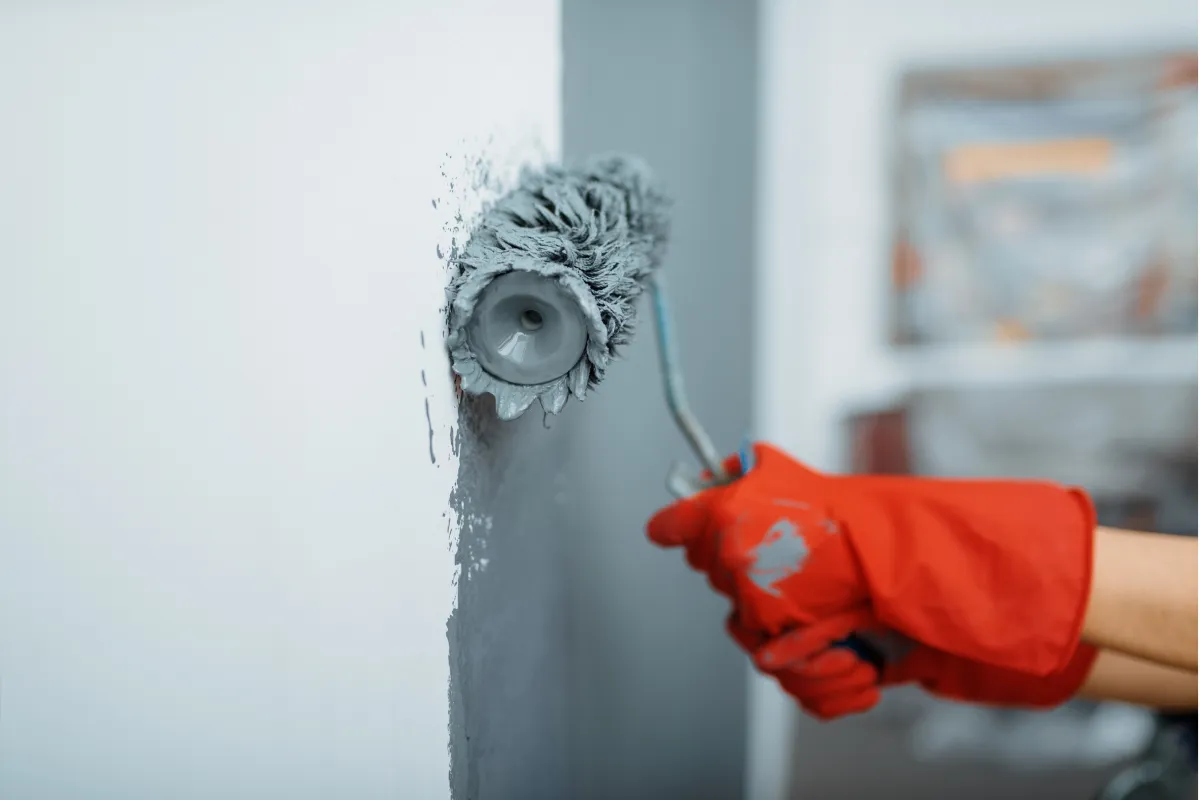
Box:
[890, 51, 1197, 344]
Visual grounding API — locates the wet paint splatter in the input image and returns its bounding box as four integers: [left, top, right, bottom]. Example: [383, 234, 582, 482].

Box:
[421, 369, 427, 387]
[436, 243, 444, 259]
[747, 518, 808, 597]
[420, 331, 425, 348]
[424, 398, 439, 465]
[432, 198, 439, 209]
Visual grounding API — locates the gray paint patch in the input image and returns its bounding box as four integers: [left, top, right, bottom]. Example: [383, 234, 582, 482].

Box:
[441, 148, 572, 800]
[424, 398, 436, 465]
[447, 394, 570, 800]
[747, 517, 809, 597]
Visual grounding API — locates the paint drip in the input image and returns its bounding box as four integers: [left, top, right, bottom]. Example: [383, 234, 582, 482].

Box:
[445, 153, 670, 420]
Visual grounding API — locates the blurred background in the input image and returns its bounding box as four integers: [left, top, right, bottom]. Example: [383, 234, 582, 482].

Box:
[560, 1, 1197, 799]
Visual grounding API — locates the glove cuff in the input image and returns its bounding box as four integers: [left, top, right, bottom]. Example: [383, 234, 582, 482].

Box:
[892, 642, 1100, 709]
[834, 475, 1096, 677]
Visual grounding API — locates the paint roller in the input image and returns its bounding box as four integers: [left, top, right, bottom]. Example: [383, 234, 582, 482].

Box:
[444, 153, 890, 672]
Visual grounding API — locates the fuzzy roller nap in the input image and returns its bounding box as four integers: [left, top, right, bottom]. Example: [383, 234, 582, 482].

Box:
[447, 152, 728, 491]
[445, 154, 670, 421]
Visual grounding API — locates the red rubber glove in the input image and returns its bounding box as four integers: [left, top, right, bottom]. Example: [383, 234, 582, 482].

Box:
[647, 442, 1096, 677]
[729, 609, 1099, 721]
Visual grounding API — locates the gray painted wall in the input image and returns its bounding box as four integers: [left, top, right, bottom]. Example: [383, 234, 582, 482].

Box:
[562, 2, 759, 798]
[449, 395, 572, 800]
[448, 4, 758, 797]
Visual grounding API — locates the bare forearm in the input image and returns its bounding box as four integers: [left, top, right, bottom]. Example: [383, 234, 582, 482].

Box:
[1079, 648, 1197, 710]
[1082, 527, 1197, 672]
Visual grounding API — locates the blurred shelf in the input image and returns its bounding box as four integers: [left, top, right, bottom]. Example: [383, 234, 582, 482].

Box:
[891, 335, 1198, 390]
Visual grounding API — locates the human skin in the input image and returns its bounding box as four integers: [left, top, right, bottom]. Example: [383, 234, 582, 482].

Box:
[1079, 649, 1197, 710]
[1069, 527, 1197, 709]
[1082, 527, 1198, 673]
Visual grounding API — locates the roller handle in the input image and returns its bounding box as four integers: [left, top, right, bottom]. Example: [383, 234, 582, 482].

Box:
[835, 633, 888, 674]
[649, 278, 907, 677]
[837, 628, 916, 677]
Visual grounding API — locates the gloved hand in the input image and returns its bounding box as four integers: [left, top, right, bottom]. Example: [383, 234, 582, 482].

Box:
[727, 609, 1099, 721]
[647, 442, 1096, 678]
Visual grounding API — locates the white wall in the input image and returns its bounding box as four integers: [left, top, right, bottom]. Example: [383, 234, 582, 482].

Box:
[0, 3, 559, 799]
[751, 2, 1195, 798]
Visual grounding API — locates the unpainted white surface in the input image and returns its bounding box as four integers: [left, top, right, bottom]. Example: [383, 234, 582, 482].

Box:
[0, 3, 559, 798]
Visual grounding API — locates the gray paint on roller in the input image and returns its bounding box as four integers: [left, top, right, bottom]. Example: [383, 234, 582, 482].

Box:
[445, 155, 671, 420]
